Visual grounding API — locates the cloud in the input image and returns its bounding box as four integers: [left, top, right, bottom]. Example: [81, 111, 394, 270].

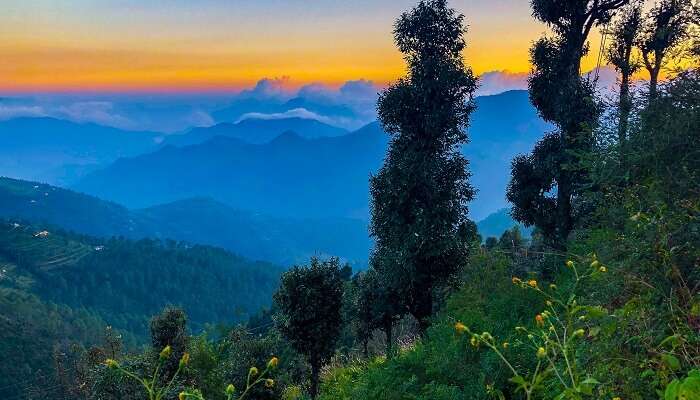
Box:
[56, 101, 135, 130]
[239, 76, 294, 100]
[237, 107, 339, 126]
[477, 70, 529, 96]
[0, 105, 47, 120]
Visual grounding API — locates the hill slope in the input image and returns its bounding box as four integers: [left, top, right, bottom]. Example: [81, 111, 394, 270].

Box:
[0, 177, 370, 265]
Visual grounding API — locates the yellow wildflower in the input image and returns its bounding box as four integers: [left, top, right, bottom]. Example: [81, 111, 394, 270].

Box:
[268, 356, 279, 369]
[454, 322, 468, 334]
[535, 314, 545, 327]
[528, 280, 538, 288]
[179, 392, 186, 400]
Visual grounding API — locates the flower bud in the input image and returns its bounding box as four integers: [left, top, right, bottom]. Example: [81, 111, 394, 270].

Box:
[179, 352, 190, 368]
[566, 260, 574, 268]
[573, 329, 585, 338]
[159, 345, 172, 361]
[265, 379, 275, 388]
[545, 300, 553, 307]
[502, 342, 509, 349]
[512, 277, 521, 285]
[105, 359, 119, 369]
[591, 260, 600, 269]
[549, 284, 557, 290]
[481, 332, 493, 341]
[470, 336, 479, 347]
[599, 266, 607, 273]
[267, 356, 279, 369]
[536, 347, 546, 359]
[249, 366, 259, 377]
[527, 334, 534, 340]
[226, 384, 236, 395]
[179, 392, 186, 400]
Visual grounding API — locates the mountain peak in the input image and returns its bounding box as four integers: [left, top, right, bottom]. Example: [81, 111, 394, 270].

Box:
[269, 130, 306, 145]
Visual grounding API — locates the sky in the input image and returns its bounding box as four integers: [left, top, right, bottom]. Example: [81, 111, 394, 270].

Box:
[0, 0, 611, 93]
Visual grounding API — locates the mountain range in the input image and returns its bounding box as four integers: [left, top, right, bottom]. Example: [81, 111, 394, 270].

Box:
[0, 117, 161, 186]
[75, 90, 549, 220]
[163, 117, 349, 146]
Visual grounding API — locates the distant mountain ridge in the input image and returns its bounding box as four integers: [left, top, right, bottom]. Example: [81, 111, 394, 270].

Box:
[74, 121, 388, 218]
[0, 117, 160, 185]
[163, 117, 349, 146]
[0, 177, 370, 266]
[75, 90, 549, 220]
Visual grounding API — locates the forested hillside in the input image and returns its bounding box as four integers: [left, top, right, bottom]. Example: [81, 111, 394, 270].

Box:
[0, 220, 282, 398]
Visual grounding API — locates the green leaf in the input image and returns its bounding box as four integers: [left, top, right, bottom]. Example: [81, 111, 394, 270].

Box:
[509, 375, 527, 386]
[588, 326, 600, 338]
[679, 377, 700, 400]
[581, 377, 600, 385]
[660, 335, 682, 349]
[662, 354, 682, 371]
[666, 379, 681, 400]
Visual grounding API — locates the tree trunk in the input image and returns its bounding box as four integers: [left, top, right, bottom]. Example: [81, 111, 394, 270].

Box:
[310, 360, 320, 399]
[618, 71, 632, 170]
[384, 320, 393, 358]
[649, 69, 660, 99]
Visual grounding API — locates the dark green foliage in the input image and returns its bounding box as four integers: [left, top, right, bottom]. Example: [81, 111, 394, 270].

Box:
[606, 2, 643, 152]
[352, 268, 403, 357]
[370, 0, 477, 334]
[508, 0, 628, 247]
[639, 0, 694, 97]
[319, 249, 541, 400]
[274, 257, 345, 398]
[150, 308, 189, 379]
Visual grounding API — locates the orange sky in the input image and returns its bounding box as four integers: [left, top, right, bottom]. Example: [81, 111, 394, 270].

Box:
[0, 0, 610, 93]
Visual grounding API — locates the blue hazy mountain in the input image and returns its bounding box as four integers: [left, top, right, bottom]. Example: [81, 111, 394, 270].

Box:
[164, 117, 349, 146]
[476, 208, 533, 240]
[0, 117, 160, 185]
[74, 90, 548, 221]
[75, 122, 388, 217]
[0, 177, 368, 265]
